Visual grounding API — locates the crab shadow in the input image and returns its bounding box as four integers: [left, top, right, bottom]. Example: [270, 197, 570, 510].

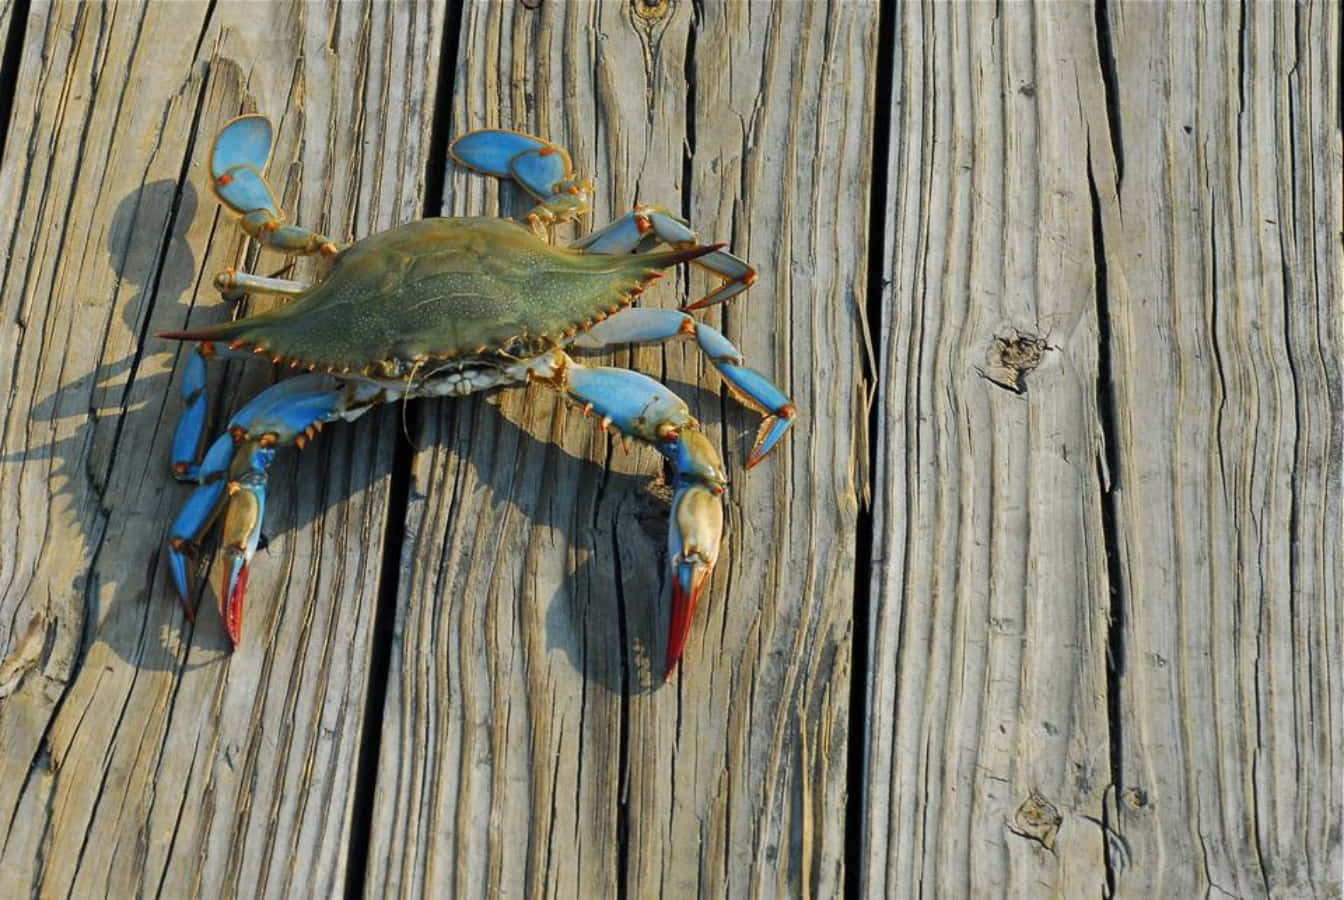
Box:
[406, 395, 696, 695]
[6, 180, 702, 695]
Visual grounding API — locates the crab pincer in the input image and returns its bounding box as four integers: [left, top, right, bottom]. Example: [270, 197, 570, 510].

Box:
[217, 453, 271, 644]
[517, 351, 744, 676]
[666, 482, 724, 679]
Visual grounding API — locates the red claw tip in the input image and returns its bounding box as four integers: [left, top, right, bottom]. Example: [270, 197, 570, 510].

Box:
[223, 564, 248, 647]
[665, 575, 701, 681]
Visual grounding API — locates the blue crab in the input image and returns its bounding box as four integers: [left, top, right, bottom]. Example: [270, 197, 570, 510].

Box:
[159, 115, 794, 677]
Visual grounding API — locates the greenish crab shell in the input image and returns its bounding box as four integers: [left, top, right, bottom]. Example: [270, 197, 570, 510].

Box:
[190, 217, 688, 374]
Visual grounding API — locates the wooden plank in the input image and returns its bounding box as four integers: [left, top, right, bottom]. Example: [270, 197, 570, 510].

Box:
[0, 0, 14, 109]
[864, 3, 1116, 895]
[866, 1, 1342, 896]
[1094, 3, 1342, 895]
[365, 2, 873, 896]
[0, 1, 442, 894]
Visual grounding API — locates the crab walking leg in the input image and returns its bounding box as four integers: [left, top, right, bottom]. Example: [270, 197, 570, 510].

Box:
[170, 348, 210, 479]
[168, 343, 248, 479]
[568, 308, 796, 466]
[210, 115, 340, 257]
[168, 264, 318, 477]
[691, 323, 796, 466]
[167, 479, 228, 618]
[571, 205, 757, 309]
[515, 349, 727, 674]
[168, 338, 323, 479]
[166, 373, 389, 640]
[170, 255, 320, 475]
[213, 269, 312, 303]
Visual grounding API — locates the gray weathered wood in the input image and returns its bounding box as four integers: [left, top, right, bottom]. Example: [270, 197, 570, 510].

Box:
[0, 2, 442, 895]
[364, 2, 872, 897]
[865, 1, 1342, 897]
[865, 3, 1112, 896]
[1095, 3, 1342, 896]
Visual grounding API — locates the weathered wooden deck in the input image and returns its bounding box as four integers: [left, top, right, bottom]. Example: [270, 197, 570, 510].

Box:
[0, 2, 1338, 897]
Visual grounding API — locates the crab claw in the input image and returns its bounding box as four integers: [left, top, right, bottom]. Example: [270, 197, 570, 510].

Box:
[218, 473, 266, 646]
[662, 427, 728, 488]
[665, 482, 724, 679]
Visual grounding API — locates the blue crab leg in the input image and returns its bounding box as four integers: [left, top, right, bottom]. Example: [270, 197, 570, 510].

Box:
[562, 363, 698, 447]
[571, 205, 757, 309]
[214, 269, 310, 301]
[167, 479, 229, 618]
[566, 308, 694, 348]
[515, 351, 726, 475]
[210, 115, 279, 217]
[170, 347, 210, 479]
[209, 377, 373, 643]
[169, 268, 320, 477]
[449, 129, 555, 181]
[210, 115, 340, 257]
[175, 432, 236, 485]
[226, 384, 351, 445]
[449, 128, 594, 231]
[568, 308, 796, 467]
[166, 333, 294, 479]
[167, 345, 310, 479]
[210, 114, 273, 179]
[165, 374, 387, 644]
[691, 323, 796, 467]
[515, 350, 728, 675]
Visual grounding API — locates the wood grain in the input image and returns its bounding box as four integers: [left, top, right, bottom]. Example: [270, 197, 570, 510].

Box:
[1096, 3, 1342, 896]
[0, 2, 442, 895]
[364, 2, 873, 897]
[864, 3, 1113, 896]
[864, 1, 1342, 896]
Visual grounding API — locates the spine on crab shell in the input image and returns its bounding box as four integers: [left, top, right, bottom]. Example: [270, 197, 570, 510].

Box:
[156, 321, 256, 343]
[633, 241, 725, 270]
[156, 321, 315, 371]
